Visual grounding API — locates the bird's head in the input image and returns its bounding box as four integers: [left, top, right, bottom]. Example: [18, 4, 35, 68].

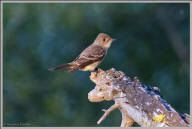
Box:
[94, 33, 116, 49]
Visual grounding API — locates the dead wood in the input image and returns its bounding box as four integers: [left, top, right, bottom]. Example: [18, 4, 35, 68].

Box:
[88, 68, 190, 127]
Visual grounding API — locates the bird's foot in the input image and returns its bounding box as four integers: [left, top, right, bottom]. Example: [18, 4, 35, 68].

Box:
[93, 68, 99, 73]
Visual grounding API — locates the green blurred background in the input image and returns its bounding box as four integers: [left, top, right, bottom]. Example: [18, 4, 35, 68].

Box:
[3, 3, 189, 127]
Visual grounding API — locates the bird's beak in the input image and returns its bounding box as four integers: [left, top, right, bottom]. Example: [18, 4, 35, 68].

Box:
[111, 38, 116, 42]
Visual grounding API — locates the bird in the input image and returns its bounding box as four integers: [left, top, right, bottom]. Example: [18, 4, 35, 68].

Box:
[48, 33, 116, 72]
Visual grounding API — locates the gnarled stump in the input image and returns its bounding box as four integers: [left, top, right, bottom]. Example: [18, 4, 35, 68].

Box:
[88, 68, 190, 127]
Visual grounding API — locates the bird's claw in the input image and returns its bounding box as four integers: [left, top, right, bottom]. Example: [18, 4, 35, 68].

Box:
[93, 68, 99, 72]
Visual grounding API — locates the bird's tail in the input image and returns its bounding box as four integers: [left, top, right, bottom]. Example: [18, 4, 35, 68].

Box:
[48, 63, 72, 71]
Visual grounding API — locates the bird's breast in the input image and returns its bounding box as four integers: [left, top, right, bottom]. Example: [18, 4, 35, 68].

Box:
[80, 61, 100, 71]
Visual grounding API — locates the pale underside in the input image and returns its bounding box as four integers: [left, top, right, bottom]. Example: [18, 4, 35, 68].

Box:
[80, 61, 100, 71]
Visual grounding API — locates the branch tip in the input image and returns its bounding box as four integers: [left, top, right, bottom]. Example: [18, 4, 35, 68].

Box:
[97, 104, 119, 124]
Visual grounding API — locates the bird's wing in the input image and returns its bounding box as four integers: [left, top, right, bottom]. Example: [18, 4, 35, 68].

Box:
[72, 45, 106, 69]
[82, 45, 106, 59]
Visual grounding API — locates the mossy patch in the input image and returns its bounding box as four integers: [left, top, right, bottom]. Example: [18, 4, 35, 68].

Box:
[152, 114, 165, 123]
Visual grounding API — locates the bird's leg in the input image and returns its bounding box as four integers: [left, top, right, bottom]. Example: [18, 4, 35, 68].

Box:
[93, 67, 99, 72]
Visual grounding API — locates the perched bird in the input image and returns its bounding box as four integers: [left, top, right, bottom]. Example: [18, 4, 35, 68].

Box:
[48, 33, 116, 72]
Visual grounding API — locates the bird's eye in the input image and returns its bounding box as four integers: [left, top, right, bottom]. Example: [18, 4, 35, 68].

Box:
[103, 38, 106, 42]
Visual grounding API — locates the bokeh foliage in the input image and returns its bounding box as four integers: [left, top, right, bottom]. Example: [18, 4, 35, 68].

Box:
[3, 3, 189, 127]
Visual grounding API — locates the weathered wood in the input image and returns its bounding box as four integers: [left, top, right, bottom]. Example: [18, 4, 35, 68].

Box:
[88, 68, 190, 127]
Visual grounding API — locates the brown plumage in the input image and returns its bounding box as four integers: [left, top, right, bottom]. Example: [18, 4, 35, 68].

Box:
[48, 33, 116, 72]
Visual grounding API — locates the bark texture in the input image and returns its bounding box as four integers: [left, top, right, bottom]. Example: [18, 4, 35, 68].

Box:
[88, 68, 190, 127]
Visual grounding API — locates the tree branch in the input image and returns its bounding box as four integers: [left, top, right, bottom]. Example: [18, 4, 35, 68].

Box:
[97, 104, 119, 125]
[88, 68, 190, 127]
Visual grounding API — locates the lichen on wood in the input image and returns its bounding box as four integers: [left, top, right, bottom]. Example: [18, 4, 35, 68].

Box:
[88, 68, 190, 127]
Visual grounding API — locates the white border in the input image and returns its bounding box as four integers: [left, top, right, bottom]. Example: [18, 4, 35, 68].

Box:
[190, 1, 192, 127]
[1, 1, 3, 128]
[1, 1, 191, 129]
[1, 0, 192, 3]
